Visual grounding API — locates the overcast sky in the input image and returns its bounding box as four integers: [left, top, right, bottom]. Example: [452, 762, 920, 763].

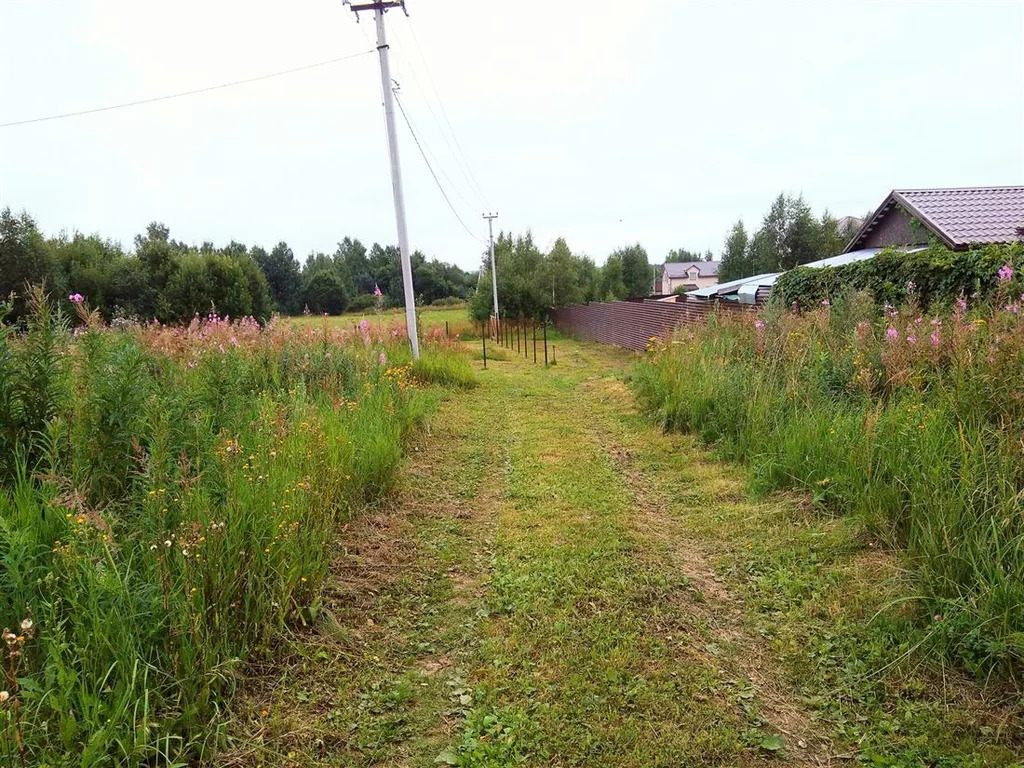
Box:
[1, 1, 1022, 270]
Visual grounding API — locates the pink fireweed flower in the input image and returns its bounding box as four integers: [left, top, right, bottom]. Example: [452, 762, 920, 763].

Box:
[955, 295, 967, 313]
[886, 326, 899, 342]
[820, 298, 830, 308]
[906, 335, 917, 345]
[359, 320, 369, 332]
[998, 263, 1014, 282]
[906, 281, 916, 293]
[68, 293, 84, 304]
[373, 284, 383, 297]
[754, 320, 765, 331]
[1005, 303, 1020, 314]
[930, 331, 940, 347]
[379, 352, 387, 364]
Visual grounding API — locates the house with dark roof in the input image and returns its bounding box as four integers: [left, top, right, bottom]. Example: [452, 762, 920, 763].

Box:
[845, 186, 1024, 252]
[660, 261, 720, 294]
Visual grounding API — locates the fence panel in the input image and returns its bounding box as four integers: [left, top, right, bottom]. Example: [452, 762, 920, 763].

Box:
[550, 299, 754, 352]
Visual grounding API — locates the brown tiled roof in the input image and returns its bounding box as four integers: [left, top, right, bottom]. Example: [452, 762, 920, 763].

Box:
[846, 186, 1024, 251]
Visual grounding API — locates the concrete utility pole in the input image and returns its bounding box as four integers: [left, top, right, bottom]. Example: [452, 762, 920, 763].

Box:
[483, 212, 499, 321]
[346, 0, 419, 359]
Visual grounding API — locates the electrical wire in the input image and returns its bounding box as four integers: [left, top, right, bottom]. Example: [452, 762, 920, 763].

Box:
[393, 89, 485, 243]
[0, 49, 375, 129]
[406, 20, 491, 208]
[386, 16, 490, 209]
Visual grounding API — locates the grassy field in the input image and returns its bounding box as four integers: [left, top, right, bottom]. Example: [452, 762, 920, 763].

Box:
[223, 334, 1022, 766]
[288, 306, 477, 339]
[632, 288, 1024, 680]
[0, 292, 473, 766]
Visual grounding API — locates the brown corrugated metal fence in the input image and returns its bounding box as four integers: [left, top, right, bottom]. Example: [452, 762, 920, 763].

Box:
[550, 299, 755, 352]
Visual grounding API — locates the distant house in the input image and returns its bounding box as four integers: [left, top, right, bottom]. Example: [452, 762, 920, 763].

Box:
[845, 186, 1024, 252]
[660, 261, 720, 294]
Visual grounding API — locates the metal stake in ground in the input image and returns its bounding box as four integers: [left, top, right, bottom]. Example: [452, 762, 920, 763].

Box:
[533, 322, 537, 363]
[481, 323, 487, 369]
[345, 0, 420, 360]
[543, 322, 548, 366]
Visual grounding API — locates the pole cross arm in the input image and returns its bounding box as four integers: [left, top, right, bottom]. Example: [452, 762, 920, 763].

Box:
[346, 0, 408, 19]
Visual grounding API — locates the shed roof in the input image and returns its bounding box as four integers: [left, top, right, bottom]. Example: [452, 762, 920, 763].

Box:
[845, 186, 1024, 252]
[663, 261, 720, 278]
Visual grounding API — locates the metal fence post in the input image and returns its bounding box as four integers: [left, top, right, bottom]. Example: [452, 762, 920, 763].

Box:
[481, 323, 487, 369]
[544, 322, 548, 366]
[532, 321, 537, 363]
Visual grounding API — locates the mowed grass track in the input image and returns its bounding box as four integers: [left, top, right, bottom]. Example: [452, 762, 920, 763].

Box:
[226, 337, 1022, 766]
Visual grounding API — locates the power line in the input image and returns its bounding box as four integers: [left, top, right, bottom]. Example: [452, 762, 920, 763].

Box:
[391, 80, 480, 214]
[406, 20, 491, 208]
[0, 49, 375, 129]
[393, 88, 485, 243]
[386, 16, 490, 209]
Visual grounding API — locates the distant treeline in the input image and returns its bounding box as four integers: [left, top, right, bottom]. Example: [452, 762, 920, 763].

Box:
[0, 208, 476, 322]
[468, 232, 653, 321]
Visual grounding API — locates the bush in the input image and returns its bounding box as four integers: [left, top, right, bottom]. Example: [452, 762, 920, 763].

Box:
[348, 293, 379, 312]
[303, 270, 349, 315]
[772, 242, 1024, 310]
[632, 268, 1024, 678]
[429, 296, 465, 307]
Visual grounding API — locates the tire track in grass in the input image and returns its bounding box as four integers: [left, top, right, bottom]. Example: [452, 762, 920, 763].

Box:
[219, 384, 503, 767]
[441, 346, 777, 766]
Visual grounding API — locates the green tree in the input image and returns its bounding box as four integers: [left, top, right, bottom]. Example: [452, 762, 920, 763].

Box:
[0, 209, 52, 321]
[718, 220, 750, 282]
[615, 244, 651, 299]
[255, 242, 301, 314]
[303, 270, 349, 314]
[600, 251, 627, 300]
[665, 247, 703, 263]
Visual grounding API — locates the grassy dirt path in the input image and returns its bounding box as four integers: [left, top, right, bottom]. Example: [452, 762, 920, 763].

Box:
[226, 337, 1023, 766]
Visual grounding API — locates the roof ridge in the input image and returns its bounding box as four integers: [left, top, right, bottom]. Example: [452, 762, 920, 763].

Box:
[895, 185, 1024, 194]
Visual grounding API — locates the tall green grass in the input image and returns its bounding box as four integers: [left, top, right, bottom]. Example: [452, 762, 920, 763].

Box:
[0, 290, 472, 765]
[631, 282, 1024, 679]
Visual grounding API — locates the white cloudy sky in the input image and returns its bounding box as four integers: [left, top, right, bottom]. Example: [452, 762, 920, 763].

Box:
[1, 1, 1022, 270]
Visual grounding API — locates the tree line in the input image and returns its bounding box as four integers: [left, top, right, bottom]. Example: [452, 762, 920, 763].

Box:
[467, 233, 652, 321]
[715, 193, 860, 283]
[0, 208, 477, 323]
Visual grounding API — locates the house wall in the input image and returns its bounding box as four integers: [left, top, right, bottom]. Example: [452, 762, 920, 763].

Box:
[861, 207, 930, 249]
[665, 274, 718, 293]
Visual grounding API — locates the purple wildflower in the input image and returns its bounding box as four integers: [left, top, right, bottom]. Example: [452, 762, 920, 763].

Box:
[820, 298, 830, 308]
[754, 320, 765, 331]
[998, 264, 1014, 282]
[906, 281, 916, 293]
[359, 320, 369, 332]
[906, 336, 917, 345]
[886, 326, 899, 342]
[373, 284, 383, 297]
[68, 293, 84, 304]
[930, 331, 940, 348]
[379, 352, 387, 364]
